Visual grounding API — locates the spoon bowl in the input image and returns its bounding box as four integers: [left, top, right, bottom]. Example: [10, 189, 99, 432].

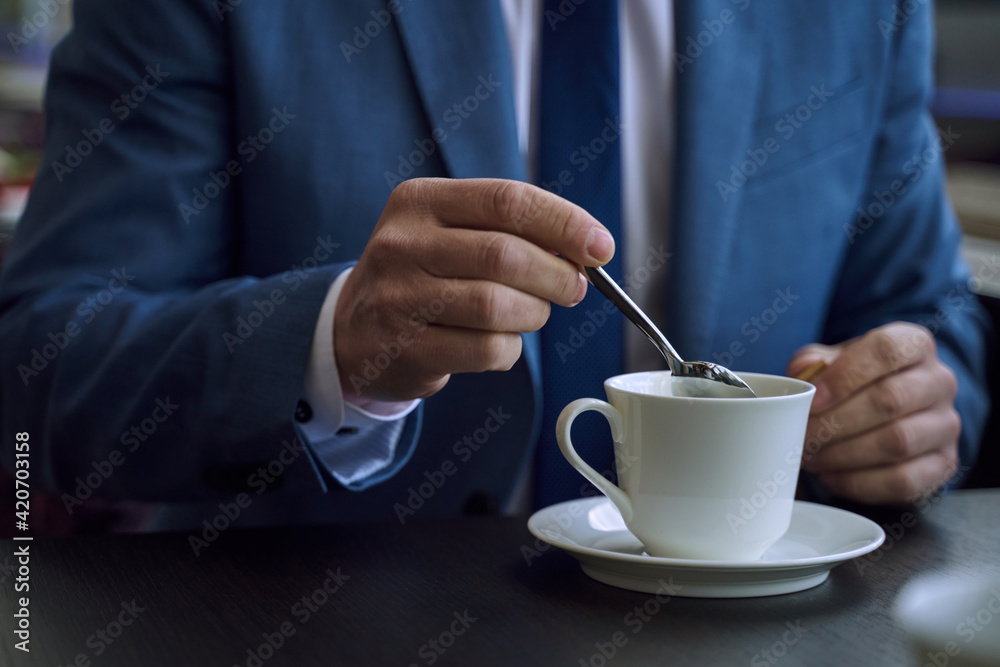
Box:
[584, 266, 756, 399]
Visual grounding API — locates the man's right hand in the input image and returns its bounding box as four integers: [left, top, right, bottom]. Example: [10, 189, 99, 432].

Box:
[334, 178, 616, 401]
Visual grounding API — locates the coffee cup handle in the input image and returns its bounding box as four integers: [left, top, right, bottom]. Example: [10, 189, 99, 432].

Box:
[556, 398, 632, 524]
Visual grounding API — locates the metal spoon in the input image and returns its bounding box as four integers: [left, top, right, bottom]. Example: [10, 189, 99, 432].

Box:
[584, 265, 757, 398]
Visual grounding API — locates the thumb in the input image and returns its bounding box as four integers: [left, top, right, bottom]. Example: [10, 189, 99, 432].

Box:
[786, 344, 836, 380]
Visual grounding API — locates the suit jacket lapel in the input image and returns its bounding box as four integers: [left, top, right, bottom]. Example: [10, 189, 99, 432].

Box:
[668, 0, 771, 360]
[394, 0, 524, 182]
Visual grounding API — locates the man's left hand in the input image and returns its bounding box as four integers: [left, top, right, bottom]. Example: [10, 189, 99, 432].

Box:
[786, 322, 960, 504]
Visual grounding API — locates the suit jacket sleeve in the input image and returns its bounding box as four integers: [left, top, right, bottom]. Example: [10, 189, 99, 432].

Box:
[0, 0, 418, 501]
[824, 4, 992, 483]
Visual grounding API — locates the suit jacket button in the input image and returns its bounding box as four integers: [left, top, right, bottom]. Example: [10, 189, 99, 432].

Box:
[294, 400, 313, 423]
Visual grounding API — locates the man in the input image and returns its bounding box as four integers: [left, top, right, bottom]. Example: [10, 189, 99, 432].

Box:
[0, 0, 990, 531]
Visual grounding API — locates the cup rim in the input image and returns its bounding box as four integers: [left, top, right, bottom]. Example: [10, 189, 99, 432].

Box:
[603, 370, 816, 402]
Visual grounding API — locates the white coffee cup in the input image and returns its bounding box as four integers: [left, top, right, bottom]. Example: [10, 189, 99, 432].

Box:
[556, 371, 815, 560]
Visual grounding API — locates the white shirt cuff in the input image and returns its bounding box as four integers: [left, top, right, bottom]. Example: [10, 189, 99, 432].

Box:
[300, 267, 420, 442]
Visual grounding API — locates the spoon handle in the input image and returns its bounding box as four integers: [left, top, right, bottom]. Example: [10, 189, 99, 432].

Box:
[583, 266, 685, 373]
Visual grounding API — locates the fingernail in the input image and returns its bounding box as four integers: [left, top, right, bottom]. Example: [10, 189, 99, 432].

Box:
[570, 272, 588, 306]
[811, 382, 830, 412]
[587, 228, 615, 264]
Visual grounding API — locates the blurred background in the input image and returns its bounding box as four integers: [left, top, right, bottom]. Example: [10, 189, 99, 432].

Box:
[0, 1, 996, 533]
[0, 0, 61, 251]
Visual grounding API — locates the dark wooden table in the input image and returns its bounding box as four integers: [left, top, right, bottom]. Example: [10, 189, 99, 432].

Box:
[1, 490, 998, 666]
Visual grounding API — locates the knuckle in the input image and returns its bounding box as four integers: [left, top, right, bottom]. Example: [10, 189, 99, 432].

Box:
[891, 323, 934, 366]
[872, 327, 908, 370]
[832, 362, 868, 401]
[873, 379, 908, 418]
[497, 334, 522, 370]
[477, 232, 521, 282]
[556, 265, 580, 303]
[391, 177, 419, 200]
[390, 178, 422, 210]
[472, 333, 519, 371]
[942, 407, 962, 443]
[373, 226, 411, 256]
[555, 206, 586, 256]
[467, 283, 508, 328]
[413, 374, 450, 400]
[881, 420, 914, 460]
[937, 363, 959, 400]
[392, 177, 441, 219]
[489, 180, 534, 232]
[524, 300, 551, 332]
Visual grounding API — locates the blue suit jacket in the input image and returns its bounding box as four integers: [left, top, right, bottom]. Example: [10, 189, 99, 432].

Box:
[0, 0, 991, 527]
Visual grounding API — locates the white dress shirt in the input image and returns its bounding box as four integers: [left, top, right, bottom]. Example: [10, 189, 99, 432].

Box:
[299, 0, 674, 487]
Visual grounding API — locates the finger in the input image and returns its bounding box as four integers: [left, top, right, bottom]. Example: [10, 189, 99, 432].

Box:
[802, 406, 961, 472]
[786, 345, 835, 380]
[424, 280, 552, 333]
[810, 323, 935, 412]
[819, 448, 958, 505]
[403, 178, 615, 267]
[416, 326, 524, 376]
[420, 228, 587, 307]
[804, 359, 954, 443]
[360, 327, 524, 401]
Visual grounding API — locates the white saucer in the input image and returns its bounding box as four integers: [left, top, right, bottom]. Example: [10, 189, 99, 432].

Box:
[527, 497, 885, 598]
